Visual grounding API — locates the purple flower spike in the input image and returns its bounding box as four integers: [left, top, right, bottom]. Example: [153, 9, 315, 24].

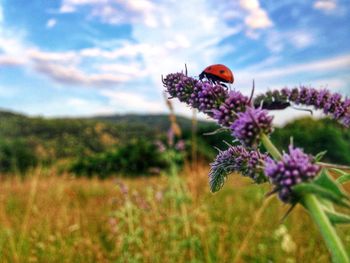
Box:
[198, 83, 228, 114]
[340, 98, 350, 127]
[163, 73, 231, 117]
[213, 90, 249, 127]
[264, 145, 321, 203]
[257, 87, 350, 127]
[163, 72, 203, 105]
[231, 107, 273, 147]
[209, 146, 268, 192]
[162, 73, 185, 98]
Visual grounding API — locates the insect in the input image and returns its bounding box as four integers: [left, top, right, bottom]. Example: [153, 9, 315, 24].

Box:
[253, 93, 313, 114]
[254, 96, 292, 110]
[199, 64, 234, 86]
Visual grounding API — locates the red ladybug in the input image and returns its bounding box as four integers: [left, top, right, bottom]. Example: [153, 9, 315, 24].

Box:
[199, 64, 234, 85]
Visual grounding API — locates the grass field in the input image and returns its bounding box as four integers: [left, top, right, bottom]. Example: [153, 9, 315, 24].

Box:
[0, 165, 349, 263]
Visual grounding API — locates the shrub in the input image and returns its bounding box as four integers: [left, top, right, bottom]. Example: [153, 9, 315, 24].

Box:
[0, 139, 37, 174]
[69, 138, 170, 178]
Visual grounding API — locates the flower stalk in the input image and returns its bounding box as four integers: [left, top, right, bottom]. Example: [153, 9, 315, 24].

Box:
[260, 133, 282, 160]
[302, 194, 349, 263]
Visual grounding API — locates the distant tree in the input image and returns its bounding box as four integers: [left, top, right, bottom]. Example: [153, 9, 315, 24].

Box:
[0, 139, 37, 174]
[272, 117, 350, 165]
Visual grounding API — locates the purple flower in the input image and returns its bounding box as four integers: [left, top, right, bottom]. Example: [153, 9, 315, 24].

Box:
[154, 140, 166, 153]
[213, 90, 249, 127]
[231, 107, 273, 147]
[209, 146, 268, 192]
[260, 87, 350, 127]
[175, 140, 186, 151]
[163, 73, 230, 114]
[264, 145, 321, 203]
[340, 98, 350, 127]
[162, 73, 185, 98]
[163, 72, 203, 105]
[198, 83, 228, 115]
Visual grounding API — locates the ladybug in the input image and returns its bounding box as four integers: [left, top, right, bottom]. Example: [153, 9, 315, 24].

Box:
[199, 64, 234, 86]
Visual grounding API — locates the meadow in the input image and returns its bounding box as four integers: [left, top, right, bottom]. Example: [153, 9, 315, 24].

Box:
[1, 164, 349, 263]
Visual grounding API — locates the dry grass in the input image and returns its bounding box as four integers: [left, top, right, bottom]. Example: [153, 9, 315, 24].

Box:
[0, 165, 349, 262]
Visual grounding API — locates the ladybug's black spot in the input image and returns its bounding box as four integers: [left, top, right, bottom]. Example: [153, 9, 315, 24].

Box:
[219, 70, 225, 74]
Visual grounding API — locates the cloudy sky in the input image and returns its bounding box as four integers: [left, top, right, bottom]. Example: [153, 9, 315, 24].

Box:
[0, 0, 349, 123]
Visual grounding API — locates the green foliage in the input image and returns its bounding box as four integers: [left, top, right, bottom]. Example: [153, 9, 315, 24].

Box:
[294, 169, 350, 209]
[272, 117, 350, 165]
[1, 110, 350, 177]
[325, 210, 350, 225]
[70, 139, 171, 178]
[0, 139, 37, 174]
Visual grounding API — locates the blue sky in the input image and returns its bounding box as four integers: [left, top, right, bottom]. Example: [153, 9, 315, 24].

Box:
[0, 0, 349, 123]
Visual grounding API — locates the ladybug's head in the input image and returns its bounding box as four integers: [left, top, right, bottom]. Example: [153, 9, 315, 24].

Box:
[198, 71, 205, 81]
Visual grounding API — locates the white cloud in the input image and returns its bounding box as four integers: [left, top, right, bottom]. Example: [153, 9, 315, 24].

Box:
[97, 62, 147, 78]
[101, 90, 164, 112]
[239, 0, 273, 30]
[228, 53, 350, 102]
[251, 54, 350, 79]
[130, 0, 239, 89]
[0, 55, 26, 67]
[32, 61, 130, 86]
[289, 32, 314, 49]
[21, 97, 116, 117]
[313, 0, 337, 11]
[46, 19, 57, 28]
[79, 43, 148, 59]
[60, 0, 158, 27]
[265, 30, 315, 53]
[65, 98, 115, 115]
[28, 49, 79, 64]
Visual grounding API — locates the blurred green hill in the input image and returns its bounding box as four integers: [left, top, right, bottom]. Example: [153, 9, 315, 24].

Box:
[0, 109, 349, 176]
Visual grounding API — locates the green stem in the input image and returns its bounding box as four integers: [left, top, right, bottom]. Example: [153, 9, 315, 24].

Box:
[302, 194, 349, 263]
[318, 162, 350, 171]
[260, 133, 282, 160]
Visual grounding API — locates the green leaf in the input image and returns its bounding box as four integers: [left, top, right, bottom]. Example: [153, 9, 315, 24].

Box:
[336, 174, 350, 185]
[313, 169, 346, 197]
[325, 210, 350, 225]
[209, 168, 228, 193]
[293, 183, 350, 208]
[319, 198, 335, 211]
[314, 150, 327, 162]
[330, 168, 348, 176]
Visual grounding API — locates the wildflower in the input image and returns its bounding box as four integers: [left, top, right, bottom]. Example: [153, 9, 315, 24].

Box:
[259, 87, 350, 127]
[209, 145, 268, 192]
[198, 83, 228, 115]
[231, 107, 273, 147]
[213, 90, 249, 127]
[175, 140, 186, 151]
[155, 140, 166, 153]
[163, 73, 203, 106]
[264, 145, 321, 203]
[162, 73, 185, 98]
[340, 98, 350, 127]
